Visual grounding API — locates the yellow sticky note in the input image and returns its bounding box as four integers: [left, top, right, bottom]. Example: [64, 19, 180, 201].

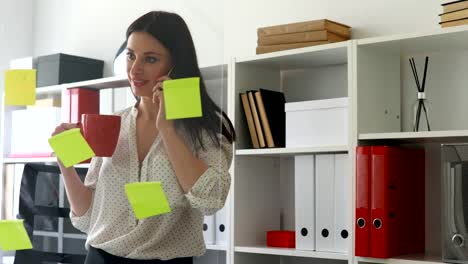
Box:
[4, 69, 37, 106]
[48, 128, 95, 168]
[163, 77, 202, 120]
[0, 219, 33, 251]
[125, 181, 171, 219]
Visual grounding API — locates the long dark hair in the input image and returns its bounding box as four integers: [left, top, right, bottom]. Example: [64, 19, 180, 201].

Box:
[124, 11, 235, 149]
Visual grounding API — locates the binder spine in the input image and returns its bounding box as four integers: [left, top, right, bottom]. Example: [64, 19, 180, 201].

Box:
[370, 146, 394, 258]
[315, 154, 335, 252]
[295, 155, 316, 250]
[355, 146, 371, 257]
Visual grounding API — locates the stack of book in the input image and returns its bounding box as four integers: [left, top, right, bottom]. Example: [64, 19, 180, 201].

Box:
[440, 0, 468, 28]
[256, 19, 351, 54]
[240, 89, 286, 149]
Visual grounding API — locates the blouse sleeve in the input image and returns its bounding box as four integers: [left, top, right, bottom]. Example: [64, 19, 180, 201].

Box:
[69, 156, 103, 233]
[185, 133, 233, 216]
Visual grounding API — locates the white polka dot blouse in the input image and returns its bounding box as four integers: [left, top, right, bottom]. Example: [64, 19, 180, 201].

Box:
[70, 106, 233, 260]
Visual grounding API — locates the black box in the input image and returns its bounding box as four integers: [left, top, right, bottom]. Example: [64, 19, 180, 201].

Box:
[36, 53, 104, 87]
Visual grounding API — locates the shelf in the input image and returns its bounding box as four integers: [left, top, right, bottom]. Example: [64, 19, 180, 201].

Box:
[357, 25, 468, 54]
[200, 64, 227, 80]
[234, 246, 348, 260]
[33, 230, 87, 240]
[3, 157, 58, 163]
[235, 41, 349, 70]
[36, 85, 64, 96]
[32, 63, 225, 94]
[356, 254, 443, 264]
[358, 130, 468, 143]
[74, 163, 91, 168]
[63, 233, 87, 239]
[62, 76, 129, 90]
[2, 157, 90, 168]
[206, 244, 228, 251]
[0, 252, 15, 257]
[235, 145, 348, 157]
[34, 76, 128, 94]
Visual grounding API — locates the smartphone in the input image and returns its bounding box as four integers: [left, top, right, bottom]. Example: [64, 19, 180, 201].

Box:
[167, 66, 175, 78]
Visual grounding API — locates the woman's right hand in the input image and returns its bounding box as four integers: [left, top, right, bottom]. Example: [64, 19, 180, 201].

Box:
[51, 123, 79, 137]
[51, 123, 79, 168]
[51, 123, 93, 218]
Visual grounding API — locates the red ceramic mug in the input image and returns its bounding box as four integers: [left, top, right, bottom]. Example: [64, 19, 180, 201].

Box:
[81, 114, 121, 157]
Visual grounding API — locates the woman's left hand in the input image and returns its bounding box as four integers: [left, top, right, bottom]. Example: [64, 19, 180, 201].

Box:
[152, 75, 174, 131]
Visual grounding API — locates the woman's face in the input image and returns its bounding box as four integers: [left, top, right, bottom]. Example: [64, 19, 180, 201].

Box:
[126, 31, 173, 98]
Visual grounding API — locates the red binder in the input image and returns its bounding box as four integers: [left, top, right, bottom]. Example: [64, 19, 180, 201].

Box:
[370, 146, 425, 258]
[61, 87, 100, 164]
[355, 146, 371, 257]
[62, 88, 100, 123]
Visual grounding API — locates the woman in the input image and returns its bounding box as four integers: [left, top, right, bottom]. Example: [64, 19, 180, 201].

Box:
[52, 11, 235, 264]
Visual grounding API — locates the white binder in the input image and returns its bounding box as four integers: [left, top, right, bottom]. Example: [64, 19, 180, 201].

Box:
[315, 154, 335, 252]
[203, 215, 216, 245]
[334, 154, 351, 253]
[215, 205, 228, 245]
[294, 155, 316, 250]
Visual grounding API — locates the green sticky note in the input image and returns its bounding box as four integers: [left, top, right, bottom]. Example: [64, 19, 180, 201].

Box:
[0, 219, 33, 251]
[48, 128, 95, 168]
[125, 181, 171, 219]
[163, 77, 202, 120]
[4, 69, 36, 106]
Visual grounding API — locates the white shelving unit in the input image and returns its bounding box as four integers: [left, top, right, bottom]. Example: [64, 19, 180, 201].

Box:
[230, 39, 354, 264]
[228, 25, 468, 264]
[354, 25, 468, 264]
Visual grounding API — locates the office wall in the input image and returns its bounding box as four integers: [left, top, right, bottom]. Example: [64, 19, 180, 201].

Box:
[0, 0, 34, 93]
[0, 0, 444, 90]
[224, 0, 442, 59]
[33, 0, 224, 76]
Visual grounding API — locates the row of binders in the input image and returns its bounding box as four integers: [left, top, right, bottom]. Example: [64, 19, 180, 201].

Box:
[202, 205, 228, 246]
[295, 154, 351, 253]
[239, 89, 286, 149]
[355, 146, 425, 258]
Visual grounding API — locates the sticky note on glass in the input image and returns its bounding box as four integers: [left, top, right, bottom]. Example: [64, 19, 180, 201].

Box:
[163, 77, 202, 120]
[4, 69, 37, 106]
[0, 219, 33, 251]
[48, 128, 95, 168]
[125, 181, 171, 219]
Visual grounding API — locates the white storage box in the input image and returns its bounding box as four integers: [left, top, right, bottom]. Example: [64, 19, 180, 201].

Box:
[10, 107, 61, 157]
[285, 97, 348, 148]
